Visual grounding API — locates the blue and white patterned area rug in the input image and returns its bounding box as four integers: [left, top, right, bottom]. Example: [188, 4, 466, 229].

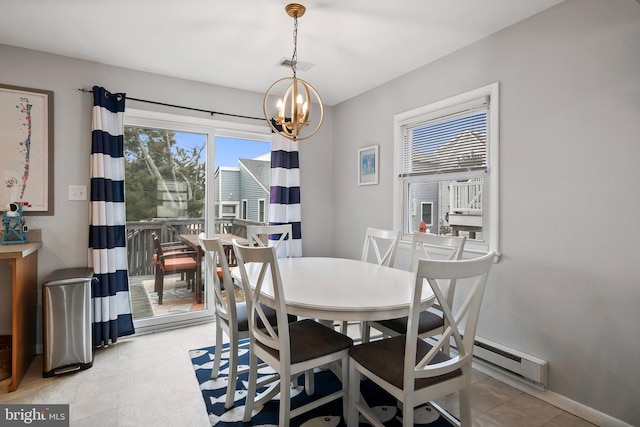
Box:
[190, 341, 454, 426]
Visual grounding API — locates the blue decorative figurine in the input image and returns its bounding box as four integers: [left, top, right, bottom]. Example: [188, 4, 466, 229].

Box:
[2, 203, 28, 245]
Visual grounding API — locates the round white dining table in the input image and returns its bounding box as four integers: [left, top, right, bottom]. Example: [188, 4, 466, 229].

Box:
[231, 257, 435, 322]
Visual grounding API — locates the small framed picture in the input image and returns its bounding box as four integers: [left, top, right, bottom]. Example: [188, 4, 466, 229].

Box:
[358, 145, 379, 186]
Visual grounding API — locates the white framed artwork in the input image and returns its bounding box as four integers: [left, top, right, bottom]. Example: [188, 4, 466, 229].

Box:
[0, 84, 54, 214]
[358, 145, 379, 186]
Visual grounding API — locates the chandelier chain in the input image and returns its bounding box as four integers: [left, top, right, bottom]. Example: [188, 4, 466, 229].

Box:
[291, 15, 298, 77]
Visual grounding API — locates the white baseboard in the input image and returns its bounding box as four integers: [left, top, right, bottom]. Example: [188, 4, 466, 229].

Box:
[472, 359, 633, 427]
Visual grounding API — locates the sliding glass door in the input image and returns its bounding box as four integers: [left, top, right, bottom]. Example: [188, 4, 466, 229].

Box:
[124, 125, 207, 322]
[123, 108, 271, 333]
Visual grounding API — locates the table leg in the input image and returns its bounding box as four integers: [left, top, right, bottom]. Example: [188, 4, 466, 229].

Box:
[195, 249, 202, 304]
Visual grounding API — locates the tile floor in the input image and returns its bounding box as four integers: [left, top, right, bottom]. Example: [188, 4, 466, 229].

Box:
[0, 322, 597, 427]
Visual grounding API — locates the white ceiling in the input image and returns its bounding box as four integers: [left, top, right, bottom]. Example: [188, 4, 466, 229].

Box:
[0, 0, 564, 106]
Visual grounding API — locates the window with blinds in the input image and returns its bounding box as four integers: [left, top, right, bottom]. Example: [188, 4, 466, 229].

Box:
[400, 99, 488, 178]
[393, 83, 499, 255]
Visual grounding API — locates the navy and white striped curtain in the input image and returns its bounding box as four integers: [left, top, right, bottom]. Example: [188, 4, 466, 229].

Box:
[269, 134, 302, 257]
[88, 86, 135, 346]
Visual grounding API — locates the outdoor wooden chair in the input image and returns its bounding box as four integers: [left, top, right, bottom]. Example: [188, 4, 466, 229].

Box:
[151, 232, 197, 305]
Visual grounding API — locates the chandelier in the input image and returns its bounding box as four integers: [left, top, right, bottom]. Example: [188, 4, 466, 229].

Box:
[263, 3, 324, 141]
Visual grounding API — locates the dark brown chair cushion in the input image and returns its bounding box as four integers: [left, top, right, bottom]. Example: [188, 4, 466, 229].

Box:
[257, 319, 353, 364]
[349, 335, 461, 390]
[234, 302, 297, 332]
[376, 311, 444, 335]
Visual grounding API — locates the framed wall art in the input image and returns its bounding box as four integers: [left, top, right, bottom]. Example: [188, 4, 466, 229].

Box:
[358, 145, 379, 186]
[0, 84, 54, 215]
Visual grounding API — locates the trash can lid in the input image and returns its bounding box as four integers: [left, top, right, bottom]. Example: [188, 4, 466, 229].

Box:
[43, 267, 95, 286]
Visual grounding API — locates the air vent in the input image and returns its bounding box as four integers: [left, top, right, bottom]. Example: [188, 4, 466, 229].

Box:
[277, 57, 314, 72]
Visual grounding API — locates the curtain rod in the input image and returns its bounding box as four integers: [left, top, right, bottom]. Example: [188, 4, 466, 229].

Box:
[77, 88, 264, 122]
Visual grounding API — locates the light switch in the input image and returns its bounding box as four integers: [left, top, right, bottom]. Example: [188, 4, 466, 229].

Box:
[68, 185, 87, 201]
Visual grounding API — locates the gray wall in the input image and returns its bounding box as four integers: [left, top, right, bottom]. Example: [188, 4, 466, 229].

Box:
[331, 0, 640, 424]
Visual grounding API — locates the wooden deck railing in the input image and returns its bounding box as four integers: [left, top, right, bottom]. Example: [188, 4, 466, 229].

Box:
[126, 218, 263, 277]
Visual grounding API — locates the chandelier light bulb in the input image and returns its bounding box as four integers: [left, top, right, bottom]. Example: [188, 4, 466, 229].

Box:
[276, 99, 284, 120]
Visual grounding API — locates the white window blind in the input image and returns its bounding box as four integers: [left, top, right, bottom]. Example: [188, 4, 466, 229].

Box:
[400, 98, 489, 177]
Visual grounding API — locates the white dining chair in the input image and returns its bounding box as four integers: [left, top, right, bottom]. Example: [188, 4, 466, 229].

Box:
[347, 251, 496, 427]
[364, 232, 466, 350]
[361, 227, 401, 267]
[246, 223, 293, 258]
[233, 242, 353, 426]
[198, 234, 296, 409]
[341, 227, 401, 338]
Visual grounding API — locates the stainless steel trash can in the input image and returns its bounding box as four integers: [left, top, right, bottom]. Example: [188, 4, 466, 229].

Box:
[42, 267, 94, 377]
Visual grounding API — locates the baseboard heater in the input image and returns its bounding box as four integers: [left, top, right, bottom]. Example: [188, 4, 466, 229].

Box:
[448, 335, 549, 390]
[471, 336, 548, 389]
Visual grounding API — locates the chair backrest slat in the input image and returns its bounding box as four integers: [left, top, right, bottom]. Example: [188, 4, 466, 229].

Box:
[361, 227, 400, 267]
[409, 232, 466, 268]
[199, 234, 237, 323]
[246, 224, 293, 259]
[233, 242, 289, 355]
[405, 252, 495, 385]
[409, 232, 467, 311]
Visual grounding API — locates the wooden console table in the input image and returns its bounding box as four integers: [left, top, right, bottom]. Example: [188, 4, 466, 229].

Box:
[0, 242, 41, 392]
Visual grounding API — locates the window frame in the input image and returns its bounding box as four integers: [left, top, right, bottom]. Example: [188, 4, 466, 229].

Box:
[220, 202, 238, 218]
[421, 201, 433, 227]
[393, 83, 500, 256]
[258, 198, 266, 223]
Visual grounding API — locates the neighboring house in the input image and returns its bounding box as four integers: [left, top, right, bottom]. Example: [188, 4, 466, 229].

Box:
[214, 155, 270, 224]
[214, 167, 240, 220]
[434, 130, 486, 170]
[410, 130, 486, 237]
